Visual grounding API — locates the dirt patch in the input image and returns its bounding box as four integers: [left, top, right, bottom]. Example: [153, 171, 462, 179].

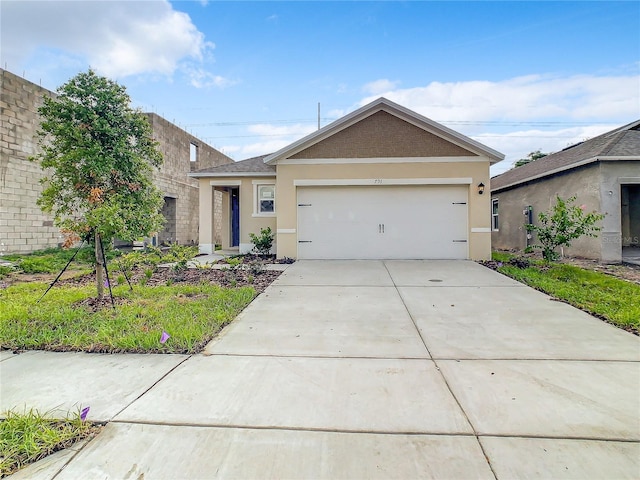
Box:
[559, 257, 640, 285]
[491, 251, 640, 285]
[57, 267, 281, 292]
[47, 266, 281, 300]
[74, 296, 130, 312]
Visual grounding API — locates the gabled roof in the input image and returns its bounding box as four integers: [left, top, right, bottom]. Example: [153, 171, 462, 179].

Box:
[491, 120, 640, 192]
[189, 154, 276, 178]
[264, 97, 505, 164]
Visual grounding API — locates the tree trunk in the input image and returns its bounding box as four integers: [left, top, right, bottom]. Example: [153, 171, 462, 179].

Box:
[95, 233, 104, 299]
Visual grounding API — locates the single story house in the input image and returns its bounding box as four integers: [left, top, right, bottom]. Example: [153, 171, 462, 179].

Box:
[491, 120, 640, 263]
[191, 97, 504, 260]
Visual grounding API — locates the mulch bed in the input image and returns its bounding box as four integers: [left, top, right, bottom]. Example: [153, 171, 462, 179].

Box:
[215, 254, 295, 265]
[58, 266, 282, 294]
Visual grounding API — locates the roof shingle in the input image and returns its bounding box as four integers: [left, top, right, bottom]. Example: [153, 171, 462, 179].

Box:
[190, 154, 276, 176]
[491, 120, 640, 192]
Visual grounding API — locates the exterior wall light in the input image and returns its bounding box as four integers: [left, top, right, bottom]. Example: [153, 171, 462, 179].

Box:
[478, 182, 485, 195]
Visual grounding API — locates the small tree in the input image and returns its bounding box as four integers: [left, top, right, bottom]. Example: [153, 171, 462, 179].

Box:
[249, 227, 274, 255]
[31, 69, 165, 298]
[514, 150, 547, 168]
[525, 196, 605, 262]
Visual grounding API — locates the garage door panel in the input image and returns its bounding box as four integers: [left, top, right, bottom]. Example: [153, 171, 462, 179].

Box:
[297, 186, 468, 259]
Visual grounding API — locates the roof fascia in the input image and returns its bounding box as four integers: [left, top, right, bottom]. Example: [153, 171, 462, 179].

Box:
[188, 172, 276, 178]
[491, 157, 600, 192]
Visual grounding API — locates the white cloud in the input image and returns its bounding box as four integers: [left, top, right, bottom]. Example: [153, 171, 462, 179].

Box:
[1, 0, 219, 82]
[360, 73, 639, 124]
[362, 78, 400, 95]
[354, 72, 639, 175]
[248, 123, 316, 137]
[484, 124, 617, 176]
[224, 123, 317, 158]
[186, 67, 237, 89]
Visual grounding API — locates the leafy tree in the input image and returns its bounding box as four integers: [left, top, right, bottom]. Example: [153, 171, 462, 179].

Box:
[514, 150, 547, 168]
[525, 196, 605, 262]
[31, 70, 165, 298]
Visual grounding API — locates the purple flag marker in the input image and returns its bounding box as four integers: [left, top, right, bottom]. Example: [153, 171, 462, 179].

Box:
[160, 331, 170, 344]
[80, 406, 90, 421]
[104, 279, 109, 287]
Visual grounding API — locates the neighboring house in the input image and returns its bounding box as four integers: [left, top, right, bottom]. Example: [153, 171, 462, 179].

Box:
[191, 98, 504, 260]
[490, 120, 640, 263]
[0, 69, 233, 253]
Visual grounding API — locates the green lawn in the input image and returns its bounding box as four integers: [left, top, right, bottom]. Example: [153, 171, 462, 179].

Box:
[2, 246, 95, 275]
[489, 252, 640, 331]
[0, 408, 101, 477]
[0, 282, 256, 353]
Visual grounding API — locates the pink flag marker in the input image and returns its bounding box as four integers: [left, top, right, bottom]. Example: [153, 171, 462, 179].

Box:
[80, 406, 90, 421]
[160, 331, 170, 344]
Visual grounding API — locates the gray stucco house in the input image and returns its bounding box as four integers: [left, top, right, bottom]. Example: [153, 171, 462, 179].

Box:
[490, 120, 640, 263]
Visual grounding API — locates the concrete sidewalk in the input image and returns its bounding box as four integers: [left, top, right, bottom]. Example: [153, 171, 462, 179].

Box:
[3, 260, 639, 479]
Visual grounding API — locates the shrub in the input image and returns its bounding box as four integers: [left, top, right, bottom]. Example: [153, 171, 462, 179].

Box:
[525, 196, 605, 262]
[0, 265, 14, 279]
[162, 244, 199, 272]
[249, 227, 274, 255]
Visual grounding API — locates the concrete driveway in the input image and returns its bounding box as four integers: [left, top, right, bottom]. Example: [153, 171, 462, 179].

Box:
[4, 260, 640, 479]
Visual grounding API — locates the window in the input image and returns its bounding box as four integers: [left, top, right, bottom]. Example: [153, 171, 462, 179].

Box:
[257, 184, 275, 214]
[189, 143, 198, 162]
[491, 198, 499, 231]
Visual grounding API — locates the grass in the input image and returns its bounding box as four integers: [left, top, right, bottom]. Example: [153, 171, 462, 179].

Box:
[2, 247, 95, 274]
[489, 252, 640, 330]
[0, 408, 100, 477]
[0, 282, 256, 353]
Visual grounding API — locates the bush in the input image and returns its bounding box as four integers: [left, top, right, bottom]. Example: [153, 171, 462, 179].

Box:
[0, 265, 14, 279]
[526, 196, 605, 262]
[162, 244, 199, 272]
[249, 227, 274, 255]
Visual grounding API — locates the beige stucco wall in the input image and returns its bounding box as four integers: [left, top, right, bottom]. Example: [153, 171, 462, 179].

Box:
[198, 176, 277, 254]
[275, 160, 491, 260]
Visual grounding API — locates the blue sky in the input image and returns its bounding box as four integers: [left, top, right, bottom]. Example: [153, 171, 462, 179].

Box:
[2, 1, 639, 175]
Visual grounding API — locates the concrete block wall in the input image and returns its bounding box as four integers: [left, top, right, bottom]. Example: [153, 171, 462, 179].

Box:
[0, 69, 232, 253]
[145, 113, 232, 246]
[0, 69, 62, 253]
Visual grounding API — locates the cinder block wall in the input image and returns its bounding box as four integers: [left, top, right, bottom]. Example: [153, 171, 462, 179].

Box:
[145, 113, 232, 246]
[0, 69, 231, 253]
[0, 69, 61, 253]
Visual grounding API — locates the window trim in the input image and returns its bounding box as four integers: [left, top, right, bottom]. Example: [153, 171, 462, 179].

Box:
[491, 198, 499, 231]
[253, 182, 276, 217]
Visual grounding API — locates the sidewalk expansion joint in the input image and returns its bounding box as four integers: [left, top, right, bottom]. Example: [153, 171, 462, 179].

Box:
[109, 419, 477, 437]
[205, 353, 432, 360]
[429, 357, 640, 363]
[110, 354, 193, 420]
[382, 260, 499, 480]
[477, 433, 640, 444]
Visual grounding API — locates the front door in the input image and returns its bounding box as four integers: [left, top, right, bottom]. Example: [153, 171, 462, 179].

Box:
[231, 188, 240, 247]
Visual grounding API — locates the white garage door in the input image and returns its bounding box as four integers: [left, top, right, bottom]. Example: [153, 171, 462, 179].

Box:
[297, 185, 468, 259]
